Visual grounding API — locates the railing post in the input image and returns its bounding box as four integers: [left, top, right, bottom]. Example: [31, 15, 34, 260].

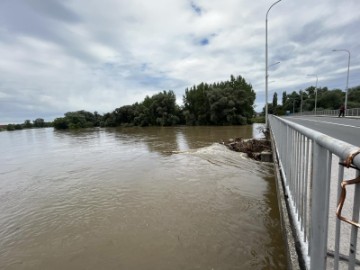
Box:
[348, 170, 360, 270]
[303, 138, 310, 244]
[334, 164, 344, 270]
[309, 142, 332, 269]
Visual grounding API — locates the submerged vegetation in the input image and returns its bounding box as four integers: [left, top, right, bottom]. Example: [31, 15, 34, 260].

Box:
[2, 118, 52, 131]
[52, 75, 256, 130]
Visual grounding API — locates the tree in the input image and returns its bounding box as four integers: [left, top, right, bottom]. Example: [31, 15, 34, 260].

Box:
[144, 90, 179, 126]
[183, 75, 255, 125]
[33, 118, 45, 128]
[53, 117, 68, 129]
[318, 89, 343, 110]
[272, 92, 278, 108]
[53, 110, 101, 129]
[23, 120, 32, 128]
[282, 91, 287, 105]
[6, 124, 16, 131]
[348, 86, 360, 108]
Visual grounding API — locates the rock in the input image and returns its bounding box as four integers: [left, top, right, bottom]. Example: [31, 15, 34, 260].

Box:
[221, 138, 272, 162]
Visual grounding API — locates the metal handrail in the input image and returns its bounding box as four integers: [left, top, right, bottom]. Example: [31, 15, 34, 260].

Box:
[269, 115, 360, 270]
[271, 116, 360, 168]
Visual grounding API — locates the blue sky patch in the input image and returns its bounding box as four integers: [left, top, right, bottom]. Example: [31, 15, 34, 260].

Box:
[200, 38, 209, 46]
[190, 1, 202, 15]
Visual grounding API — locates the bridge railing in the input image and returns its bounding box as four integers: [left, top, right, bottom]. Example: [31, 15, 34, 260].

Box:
[269, 115, 360, 270]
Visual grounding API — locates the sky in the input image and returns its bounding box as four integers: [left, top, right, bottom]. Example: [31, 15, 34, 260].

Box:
[0, 0, 359, 124]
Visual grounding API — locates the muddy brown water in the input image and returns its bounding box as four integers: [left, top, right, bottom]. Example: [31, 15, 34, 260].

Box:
[0, 125, 286, 269]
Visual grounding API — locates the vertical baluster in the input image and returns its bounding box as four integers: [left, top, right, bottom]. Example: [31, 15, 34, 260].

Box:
[334, 161, 344, 270]
[309, 143, 332, 270]
[285, 125, 290, 187]
[304, 137, 310, 246]
[348, 170, 360, 270]
[300, 134, 305, 230]
[296, 132, 301, 220]
[295, 132, 299, 214]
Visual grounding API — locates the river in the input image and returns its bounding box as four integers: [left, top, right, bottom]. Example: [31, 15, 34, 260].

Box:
[0, 125, 286, 269]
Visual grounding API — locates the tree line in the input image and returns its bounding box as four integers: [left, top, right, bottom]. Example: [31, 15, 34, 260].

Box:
[265, 85, 360, 115]
[51, 75, 256, 130]
[2, 118, 52, 131]
[3, 77, 360, 131]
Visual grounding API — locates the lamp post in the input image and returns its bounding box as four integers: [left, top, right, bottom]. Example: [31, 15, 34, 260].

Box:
[265, 0, 282, 126]
[307, 74, 318, 115]
[332, 49, 350, 111]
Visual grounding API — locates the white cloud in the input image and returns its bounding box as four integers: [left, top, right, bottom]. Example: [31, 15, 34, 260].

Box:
[0, 0, 359, 123]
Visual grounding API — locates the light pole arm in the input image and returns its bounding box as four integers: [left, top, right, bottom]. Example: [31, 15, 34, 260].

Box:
[266, 0, 282, 19]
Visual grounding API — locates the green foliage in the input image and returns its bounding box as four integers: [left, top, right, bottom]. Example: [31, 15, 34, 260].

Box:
[272, 92, 278, 108]
[6, 124, 23, 131]
[12, 76, 360, 131]
[33, 118, 45, 128]
[53, 117, 69, 129]
[183, 75, 255, 125]
[105, 90, 180, 127]
[53, 110, 101, 130]
[252, 117, 265, 123]
[24, 120, 33, 128]
[348, 86, 360, 108]
[263, 84, 360, 114]
[317, 89, 343, 109]
[6, 124, 16, 131]
[143, 90, 180, 126]
[282, 91, 287, 106]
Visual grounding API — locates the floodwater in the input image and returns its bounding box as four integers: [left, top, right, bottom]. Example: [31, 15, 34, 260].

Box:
[0, 125, 286, 270]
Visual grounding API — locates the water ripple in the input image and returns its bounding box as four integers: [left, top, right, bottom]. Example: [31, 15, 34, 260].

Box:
[0, 126, 286, 270]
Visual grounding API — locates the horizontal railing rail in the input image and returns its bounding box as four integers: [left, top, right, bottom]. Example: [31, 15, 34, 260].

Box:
[291, 108, 360, 117]
[269, 115, 360, 270]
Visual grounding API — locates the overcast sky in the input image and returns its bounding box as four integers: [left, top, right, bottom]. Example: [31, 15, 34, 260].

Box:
[0, 0, 359, 124]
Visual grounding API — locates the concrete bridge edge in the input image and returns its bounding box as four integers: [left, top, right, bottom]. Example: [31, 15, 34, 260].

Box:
[269, 128, 305, 270]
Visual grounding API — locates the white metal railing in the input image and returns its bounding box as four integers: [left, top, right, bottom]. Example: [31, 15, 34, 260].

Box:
[292, 108, 360, 117]
[269, 115, 360, 270]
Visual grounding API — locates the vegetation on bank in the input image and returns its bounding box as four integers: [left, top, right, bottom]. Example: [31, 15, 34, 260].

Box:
[52, 75, 256, 130]
[267, 85, 360, 115]
[2, 118, 52, 131]
[3, 77, 360, 131]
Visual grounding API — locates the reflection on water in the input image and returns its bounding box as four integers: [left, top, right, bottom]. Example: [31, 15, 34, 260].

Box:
[0, 125, 286, 270]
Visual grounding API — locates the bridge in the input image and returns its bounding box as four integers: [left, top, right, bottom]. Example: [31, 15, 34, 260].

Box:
[268, 113, 360, 269]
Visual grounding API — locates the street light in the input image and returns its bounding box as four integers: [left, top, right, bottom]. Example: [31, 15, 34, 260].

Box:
[265, 0, 282, 126]
[332, 49, 351, 111]
[307, 74, 318, 115]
